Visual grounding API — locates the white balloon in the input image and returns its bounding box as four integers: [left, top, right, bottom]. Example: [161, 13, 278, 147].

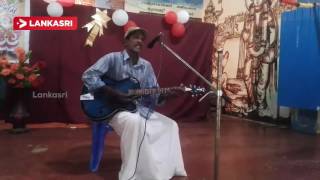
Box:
[47, 2, 63, 17]
[177, 10, 190, 24]
[43, 0, 57, 3]
[112, 9, 129, 26]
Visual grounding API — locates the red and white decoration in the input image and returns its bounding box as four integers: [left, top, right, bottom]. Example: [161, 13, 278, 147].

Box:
[164, 10, 190, 38]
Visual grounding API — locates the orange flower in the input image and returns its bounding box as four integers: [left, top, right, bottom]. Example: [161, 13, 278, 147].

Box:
[16, 73, 24, 80]
[8, 78, 16, 84]
[23, 66, 32, 73]
[0, 63, 6, 69]
[0, 59, 8, 65]
[15, 47, 26, 63]
[0, 68, 11, 76]
[0, 48, 45, 89]
[28, 74, 38, 82]
[10, 64, 19, 72]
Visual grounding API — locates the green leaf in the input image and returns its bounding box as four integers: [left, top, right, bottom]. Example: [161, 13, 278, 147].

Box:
[23, 81, 32, 88]
[26, 51, 32, 60]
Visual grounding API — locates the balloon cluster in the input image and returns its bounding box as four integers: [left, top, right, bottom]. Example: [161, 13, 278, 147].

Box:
[45, 0, 75, 17]
[164, 10, 189, 38]
[44, 1, 135, 33]
[111, 10, 140, 33]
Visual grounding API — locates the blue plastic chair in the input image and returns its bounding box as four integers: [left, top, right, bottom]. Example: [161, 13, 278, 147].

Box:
[90, 121, 113, 172]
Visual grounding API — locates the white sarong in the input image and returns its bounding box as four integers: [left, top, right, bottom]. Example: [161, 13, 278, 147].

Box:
[109, 111, 187, 180]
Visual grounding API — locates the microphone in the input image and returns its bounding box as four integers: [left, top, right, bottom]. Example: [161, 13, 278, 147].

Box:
[147, 32, 163, 48]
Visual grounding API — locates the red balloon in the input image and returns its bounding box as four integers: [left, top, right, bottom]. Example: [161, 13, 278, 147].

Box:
[57, 0, 75, 7]
[123, 20, 137, 32]
[171, 23, 185, 38]
[164, 11, 177, 25]
[281, 0, 298, 5]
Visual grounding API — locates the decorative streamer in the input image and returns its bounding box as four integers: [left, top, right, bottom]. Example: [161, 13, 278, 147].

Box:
[281, 0, 319, 8]
[82, 8, 110, 47]
[298, 2, 319, 8]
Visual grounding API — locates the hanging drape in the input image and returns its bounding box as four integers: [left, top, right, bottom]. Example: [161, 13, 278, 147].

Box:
[7, 1, 214, 123]
[279, 4, 320, 110]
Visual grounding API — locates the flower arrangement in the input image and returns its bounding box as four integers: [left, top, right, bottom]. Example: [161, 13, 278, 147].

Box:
[0, 47, 46, 88]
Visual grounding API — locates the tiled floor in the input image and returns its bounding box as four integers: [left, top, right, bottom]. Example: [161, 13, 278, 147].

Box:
[0, 116, 320, 180]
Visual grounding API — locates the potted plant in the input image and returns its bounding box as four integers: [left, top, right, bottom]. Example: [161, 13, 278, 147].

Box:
[0, 47, 45, 133]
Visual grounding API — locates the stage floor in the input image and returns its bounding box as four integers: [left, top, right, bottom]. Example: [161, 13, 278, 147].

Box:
[1, 115, 320, 180]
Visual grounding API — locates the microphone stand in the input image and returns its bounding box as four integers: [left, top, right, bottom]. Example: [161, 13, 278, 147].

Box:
[159, 40, 223, 180]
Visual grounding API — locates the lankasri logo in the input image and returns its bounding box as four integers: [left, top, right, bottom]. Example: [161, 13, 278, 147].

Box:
[17, 18, 27, 29]
[13, 16, 78, 31]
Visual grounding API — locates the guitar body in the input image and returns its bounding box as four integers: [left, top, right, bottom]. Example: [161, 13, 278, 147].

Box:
[81, 77, 140, 122]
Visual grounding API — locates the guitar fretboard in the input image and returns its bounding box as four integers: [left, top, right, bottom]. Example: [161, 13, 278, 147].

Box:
[128, 87, 183, 96]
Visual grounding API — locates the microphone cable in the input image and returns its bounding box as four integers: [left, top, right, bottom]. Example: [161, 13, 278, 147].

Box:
[128, 102, 154, 180]
[128, 34, 165, 179]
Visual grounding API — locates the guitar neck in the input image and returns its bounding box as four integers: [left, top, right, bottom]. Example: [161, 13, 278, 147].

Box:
[128, 87, 182, 96]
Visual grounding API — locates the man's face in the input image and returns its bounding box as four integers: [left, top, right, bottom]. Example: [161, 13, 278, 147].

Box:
[125, 32, 145, 53]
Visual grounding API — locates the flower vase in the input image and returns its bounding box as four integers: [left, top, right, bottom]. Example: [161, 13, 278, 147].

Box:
[8, 88, 31, 134]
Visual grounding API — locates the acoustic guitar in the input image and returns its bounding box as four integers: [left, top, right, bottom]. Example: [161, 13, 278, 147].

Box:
[80, 77, 205, 121]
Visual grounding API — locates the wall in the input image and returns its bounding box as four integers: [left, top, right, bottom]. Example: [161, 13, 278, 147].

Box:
[203, 0, 284, 120]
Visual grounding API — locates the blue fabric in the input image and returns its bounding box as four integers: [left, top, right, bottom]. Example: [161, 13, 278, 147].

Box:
[90, 122, 113, 172]
[82, 50, 159, 118]
[279, 6, 320, 110]
[299, 0, 320, 3]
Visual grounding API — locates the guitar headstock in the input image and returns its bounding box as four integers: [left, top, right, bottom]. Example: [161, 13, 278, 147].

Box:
[180, 84, 206, 97]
